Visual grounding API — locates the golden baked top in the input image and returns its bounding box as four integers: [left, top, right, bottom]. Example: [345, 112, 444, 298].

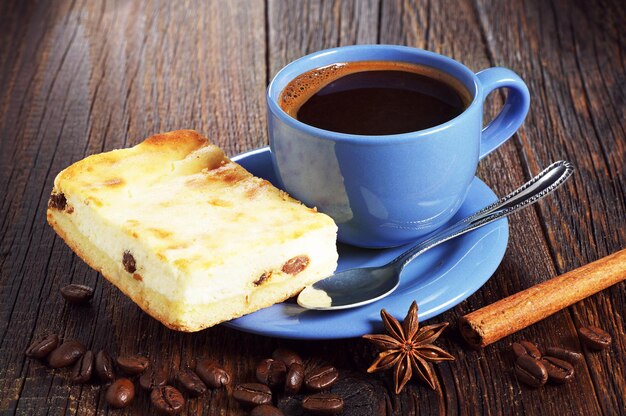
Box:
[51, 130, 336, 275]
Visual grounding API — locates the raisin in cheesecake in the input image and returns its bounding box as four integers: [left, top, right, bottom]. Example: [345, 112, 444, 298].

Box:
[47, 130, 338, 331]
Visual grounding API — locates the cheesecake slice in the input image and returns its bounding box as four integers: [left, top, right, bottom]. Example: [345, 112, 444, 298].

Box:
[47, 130, 338, 332]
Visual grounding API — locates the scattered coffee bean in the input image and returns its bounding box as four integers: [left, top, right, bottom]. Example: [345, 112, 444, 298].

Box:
[541, 356, 575, 384]
[71, 350, 94, 384]
[304, 364, 339, 391]
[511, 342, 527, 359]
[95, 350, 115, 382]
[117, 354, 149, 375]
[578, 326, 612, 350]
[151, 385, 184, 415]
[251, 404, 285, 416]
[140, 365, 169, 390]
[545, 347, 583, 364]
[195, 359, 230, 388]
[514, 355, 548, 388]
[285, 362, 304, 394]
[233, 383, 272, 406]
[272, 348, 303, 367]
[48, 340, 86, 368]
[302, 393, 344, 415]
[60, 284, 94, 304]
[176, 366, 207, 397]
[105, 378, 135, 408]
[511, 341, 541, 359]
[521, 341, 542, 359]
[25, 334, 59, 359]
[256, 358, 287, 387]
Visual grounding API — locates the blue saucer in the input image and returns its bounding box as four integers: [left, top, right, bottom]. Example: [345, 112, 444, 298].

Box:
[223, 147, 509, 339]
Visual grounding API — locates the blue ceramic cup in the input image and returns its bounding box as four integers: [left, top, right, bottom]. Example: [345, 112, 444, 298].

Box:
[267, 45, 529, 248]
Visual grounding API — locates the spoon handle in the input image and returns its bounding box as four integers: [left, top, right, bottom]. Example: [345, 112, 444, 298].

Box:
[391, 160, 574, 271]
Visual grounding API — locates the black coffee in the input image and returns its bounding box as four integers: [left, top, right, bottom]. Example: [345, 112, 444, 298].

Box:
[280, 61, 471, 135]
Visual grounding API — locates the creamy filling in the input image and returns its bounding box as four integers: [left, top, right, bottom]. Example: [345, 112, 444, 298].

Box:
[64, 194, 337, 305]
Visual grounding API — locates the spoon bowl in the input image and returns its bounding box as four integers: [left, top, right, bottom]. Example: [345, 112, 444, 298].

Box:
[299, 266, 400, 310]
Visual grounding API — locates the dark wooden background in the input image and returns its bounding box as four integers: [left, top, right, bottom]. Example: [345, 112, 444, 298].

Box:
[1, 0, 624, 414]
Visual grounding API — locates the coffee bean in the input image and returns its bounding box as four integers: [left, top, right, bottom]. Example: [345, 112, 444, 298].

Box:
[578, 326, 612, 350]
[95, 350, 115, 382]
[25, 334, 59, 359]
[176, 366, 207, 397]
[304, 364, 339, 391]
[521, 341, 542, 359]
[140, 365, 169, 390]
[151, 385, 184, 415]
[512, 341, 541, 359]
[251, 404, 285, 416]
[272, 348, 303, 367]
[60, 284, 94, 304]
[117, 354, 150, 375]
[541, 356, 575, 384]
[302, 393, 344, 415]
[105, 378, 135, 408]
[511, 342, 527, 359]
[256, 358, 287, 387]
[71, 350, 94, 384]
[233, 383, 272, 406]
[545, 347, 583, 364]
[255, 359, 272, 385]
[514, 355, 548, 388]
[195, 359, 230, 388]
[48, 340, 86, 368]
[285, 362, 304, 394]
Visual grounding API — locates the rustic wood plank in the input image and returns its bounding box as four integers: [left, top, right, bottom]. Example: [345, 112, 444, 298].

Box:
[473, 0, 626, 414]
[268, 0, 379, 77]
[0, 0, 94, 411]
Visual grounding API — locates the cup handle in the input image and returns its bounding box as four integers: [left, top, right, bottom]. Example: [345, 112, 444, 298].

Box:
[476, 67, 530, 160]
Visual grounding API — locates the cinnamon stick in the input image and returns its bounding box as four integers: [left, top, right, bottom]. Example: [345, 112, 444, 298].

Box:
[459, 248, 626, 348]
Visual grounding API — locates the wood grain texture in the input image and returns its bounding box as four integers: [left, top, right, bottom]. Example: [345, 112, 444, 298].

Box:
[0, 0, 624, 415]
[268, 0, 379, 77]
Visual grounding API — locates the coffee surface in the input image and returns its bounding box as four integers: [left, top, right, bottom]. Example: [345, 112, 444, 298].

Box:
[279, 61, 471, 135]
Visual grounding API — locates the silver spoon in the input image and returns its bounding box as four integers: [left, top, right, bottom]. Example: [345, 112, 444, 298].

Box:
[297, 160, 574, 310]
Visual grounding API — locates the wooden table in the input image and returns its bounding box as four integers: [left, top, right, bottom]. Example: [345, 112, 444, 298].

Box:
[1, 0, 624, 414]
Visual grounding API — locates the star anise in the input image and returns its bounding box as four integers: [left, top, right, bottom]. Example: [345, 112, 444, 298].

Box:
[363, 301, 454, 394]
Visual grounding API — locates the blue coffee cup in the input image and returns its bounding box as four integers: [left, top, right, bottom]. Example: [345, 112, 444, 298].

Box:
[267, 45, 529, 248]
